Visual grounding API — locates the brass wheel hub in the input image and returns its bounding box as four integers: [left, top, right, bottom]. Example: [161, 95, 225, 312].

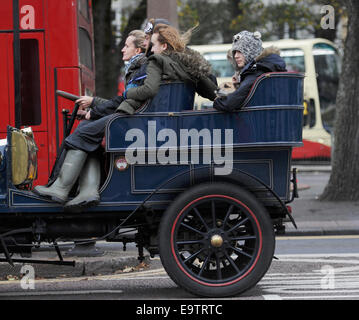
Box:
[210, 234, 224, 248]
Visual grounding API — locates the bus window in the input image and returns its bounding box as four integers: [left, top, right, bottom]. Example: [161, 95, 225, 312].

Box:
[313, 43, 339, 133]
[79, 27, 93, 70]
[280, 49, 305, 73]
[203, 52, 234, 78]
[20, 39, 41, 126]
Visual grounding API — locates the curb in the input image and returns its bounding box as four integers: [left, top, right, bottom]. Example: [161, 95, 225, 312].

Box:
[77, 254, 150, 276]
[284, 229, 359, 236]
[0, 251, 150, 280]
[284, 221, 359, 236]
[296, 184, 310, 191]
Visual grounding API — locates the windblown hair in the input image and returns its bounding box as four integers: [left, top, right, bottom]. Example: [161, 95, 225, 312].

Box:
[153, 24, 186, 53]
[128, 30, 146, 52]
[181, 22, 199, 46]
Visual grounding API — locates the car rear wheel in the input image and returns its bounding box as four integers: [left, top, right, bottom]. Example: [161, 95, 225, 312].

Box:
[159, 182, 275, 297]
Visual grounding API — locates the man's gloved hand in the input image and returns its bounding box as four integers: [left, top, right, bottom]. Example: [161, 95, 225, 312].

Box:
[115, 105, 127, 114]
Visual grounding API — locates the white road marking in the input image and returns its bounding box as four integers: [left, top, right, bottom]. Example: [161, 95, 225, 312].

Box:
[277, 235, 359, 241]
[1, 252, 358, 300]
[275, 258, 359, 264]
[276, 253, 359, 258]
[261, 253, 359, 300]
[314, 266, 359, 273]
[262, 295, 282, 300]
[0, 290, 124, 297]
[279, 295, 359, 300]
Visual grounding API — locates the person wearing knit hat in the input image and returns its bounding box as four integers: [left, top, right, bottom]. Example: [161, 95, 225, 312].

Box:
[232, 31, 263, 66]
[213, 30, 287, 112]
[228, 31, 264, 86]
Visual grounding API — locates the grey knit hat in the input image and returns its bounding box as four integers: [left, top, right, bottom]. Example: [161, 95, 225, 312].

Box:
[232, 31, 263, 65]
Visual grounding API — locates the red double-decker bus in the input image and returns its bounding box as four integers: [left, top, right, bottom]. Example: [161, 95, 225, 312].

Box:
[0, 0, 95, 184]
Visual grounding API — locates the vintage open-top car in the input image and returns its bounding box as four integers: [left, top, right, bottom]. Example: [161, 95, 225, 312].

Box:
[0, 71, 303, 297]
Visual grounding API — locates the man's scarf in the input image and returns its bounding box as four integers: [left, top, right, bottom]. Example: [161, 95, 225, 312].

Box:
[124, 53, 144, 75]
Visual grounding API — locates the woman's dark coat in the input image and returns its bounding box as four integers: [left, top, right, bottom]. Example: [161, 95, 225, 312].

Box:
[213, 47, 286, 112]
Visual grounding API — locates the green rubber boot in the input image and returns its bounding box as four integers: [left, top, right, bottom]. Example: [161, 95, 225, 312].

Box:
[34, 149, 88, 204]
[64, 156, 101, 211]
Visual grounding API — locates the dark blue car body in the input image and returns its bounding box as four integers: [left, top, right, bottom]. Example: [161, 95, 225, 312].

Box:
[0, 72, 304, 297]
[3, 73, 303, 212]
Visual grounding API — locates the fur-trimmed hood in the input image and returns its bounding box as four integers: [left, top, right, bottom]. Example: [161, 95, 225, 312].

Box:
[245, 46, 286, 73]
[255, 46, 281, 62]
[149, 48, 213, 83]
[253, 46, 286, 72]
[169, 47, 213, 80]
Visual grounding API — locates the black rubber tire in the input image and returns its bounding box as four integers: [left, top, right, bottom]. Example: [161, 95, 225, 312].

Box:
[159, 182, 275, 297]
